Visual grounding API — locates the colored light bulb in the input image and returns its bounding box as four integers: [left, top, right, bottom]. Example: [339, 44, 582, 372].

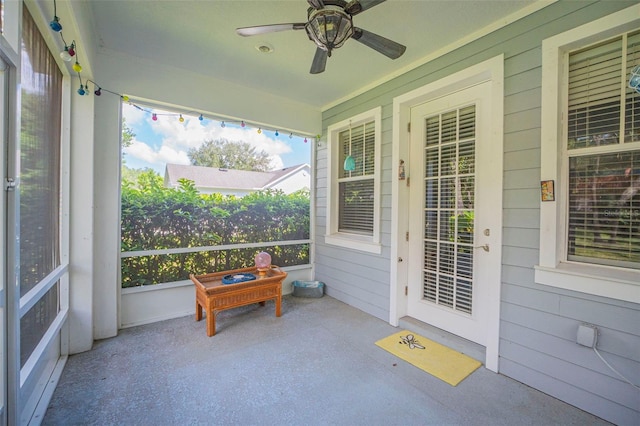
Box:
[94, 87, 102, 96]
[241, 121, 245, 128]
[72, 61, 82, 73]
[152, 113, 157, 121]
[257, 128, 262, 134]
[275, 130, 279, 136]
[289, 133, 293, 139]
[60, 48, 72, 62]
[221, 121, 226, 128]
[122, 95, 129, 102]
[49, 16, 62, 32]
[68, 45, 75, 57]
[77, 85, 85, 96]
[304, 138, 308, 143]
[199, 114, 204, 121]
[179, 115, 185, 123]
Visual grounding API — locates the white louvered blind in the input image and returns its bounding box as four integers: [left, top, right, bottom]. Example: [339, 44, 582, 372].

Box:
[337, 121, 375, 235]
[566, 30, 640, 269]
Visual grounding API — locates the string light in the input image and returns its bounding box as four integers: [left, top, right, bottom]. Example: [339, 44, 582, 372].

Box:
[47, 0, 315, 144]
[49, 0, 62, 31]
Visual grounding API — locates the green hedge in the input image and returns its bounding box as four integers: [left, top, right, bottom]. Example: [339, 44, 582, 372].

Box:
[121, 171, 310, 287]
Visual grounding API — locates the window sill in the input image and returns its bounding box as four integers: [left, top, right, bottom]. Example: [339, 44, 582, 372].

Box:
[324, 234, 382, 254]
[534, 262, 640, 304]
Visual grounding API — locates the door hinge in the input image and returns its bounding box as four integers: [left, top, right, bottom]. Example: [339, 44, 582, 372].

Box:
[405, 231, 409, 241]
[406, 177, 410, 187]
[405, 286, 408, 296]
[4, 178, 16, 192]
[407, 122, 411, 133]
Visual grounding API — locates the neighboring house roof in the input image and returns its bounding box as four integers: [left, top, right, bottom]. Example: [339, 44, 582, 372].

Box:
[164, 163, 309, 193]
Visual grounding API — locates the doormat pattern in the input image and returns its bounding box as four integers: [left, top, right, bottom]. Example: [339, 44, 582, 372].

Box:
[375, 330, 481, 386]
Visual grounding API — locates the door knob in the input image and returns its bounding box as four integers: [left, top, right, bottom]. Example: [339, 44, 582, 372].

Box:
[475, 244, 489, 252]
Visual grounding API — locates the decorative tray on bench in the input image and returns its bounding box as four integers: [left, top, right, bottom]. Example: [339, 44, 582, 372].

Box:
[189, 265, 287, 337]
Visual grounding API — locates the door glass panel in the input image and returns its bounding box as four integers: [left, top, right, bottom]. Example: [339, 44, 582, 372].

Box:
[422, 105, 476, 315]
[20, 285, 59, 367]
[19, 5, 62, 366]
[20, 7, 62, 295]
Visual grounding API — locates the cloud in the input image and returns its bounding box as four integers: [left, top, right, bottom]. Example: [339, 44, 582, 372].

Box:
[122, 104, 293, 172]
[123, 104, 147, 126]
[124, 139, 190, 167]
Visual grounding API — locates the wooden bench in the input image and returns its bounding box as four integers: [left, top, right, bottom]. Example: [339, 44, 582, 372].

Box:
[189, 266, 287, 337]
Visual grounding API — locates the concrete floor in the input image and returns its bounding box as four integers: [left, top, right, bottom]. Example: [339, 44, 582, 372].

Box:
[43, 295, 610, 425]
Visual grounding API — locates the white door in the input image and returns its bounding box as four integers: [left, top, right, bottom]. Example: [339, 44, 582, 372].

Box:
[0, 56, 8, 425]
[407, 81, 500, 346]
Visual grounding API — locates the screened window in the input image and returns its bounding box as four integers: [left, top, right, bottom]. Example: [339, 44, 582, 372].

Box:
[326, 107, 381, 253]
[566, 30, 640, 269]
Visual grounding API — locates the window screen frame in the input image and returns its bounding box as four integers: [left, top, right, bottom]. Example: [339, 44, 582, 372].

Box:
[325, 107, 382, 254]
[565, 31, 640, 269]
[536, 4, 640, 303]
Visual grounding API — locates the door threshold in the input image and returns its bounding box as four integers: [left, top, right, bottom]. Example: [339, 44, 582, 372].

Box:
[398, 316, 485, 364]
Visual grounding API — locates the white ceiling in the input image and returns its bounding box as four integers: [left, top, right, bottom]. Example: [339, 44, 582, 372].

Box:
[85, 0, 542, 110]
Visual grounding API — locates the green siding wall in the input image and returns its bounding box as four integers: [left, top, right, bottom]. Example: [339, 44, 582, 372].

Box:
[315, 1, 639, 424]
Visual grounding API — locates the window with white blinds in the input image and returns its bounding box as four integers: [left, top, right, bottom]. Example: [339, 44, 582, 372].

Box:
[566, 30, 640, 269]
[325, 107, 381, 253]
[337, 121, 375, 235]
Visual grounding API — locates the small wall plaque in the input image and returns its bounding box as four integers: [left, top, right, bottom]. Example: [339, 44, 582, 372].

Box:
[541, 180, 555, 202]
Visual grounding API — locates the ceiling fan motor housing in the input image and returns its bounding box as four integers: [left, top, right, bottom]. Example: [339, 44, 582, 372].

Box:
[305, 4, 354, 55]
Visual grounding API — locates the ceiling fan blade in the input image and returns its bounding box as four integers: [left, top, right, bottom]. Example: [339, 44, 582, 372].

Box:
[307, 0, 325, 9]
[352, 27, 406, 59]
[346, 0, 386, 16]
[236, 23, 306, 37]
[310, 47, 328, 74]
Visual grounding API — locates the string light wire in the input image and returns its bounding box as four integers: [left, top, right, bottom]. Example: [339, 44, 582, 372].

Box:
[47, 0, 319, 142]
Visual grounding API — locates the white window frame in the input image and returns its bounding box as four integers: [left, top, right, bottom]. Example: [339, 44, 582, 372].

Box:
[325, 107, 382, 254]
[536, 4, 640, 303]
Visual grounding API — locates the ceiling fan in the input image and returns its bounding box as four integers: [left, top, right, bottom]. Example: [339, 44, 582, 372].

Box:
[236, 0, 406, 74]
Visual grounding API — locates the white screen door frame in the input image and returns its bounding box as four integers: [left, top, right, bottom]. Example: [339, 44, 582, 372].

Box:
[391, 55, 504, 372]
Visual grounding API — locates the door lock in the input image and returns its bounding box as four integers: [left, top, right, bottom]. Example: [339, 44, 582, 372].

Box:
[475, 244, 490, 252]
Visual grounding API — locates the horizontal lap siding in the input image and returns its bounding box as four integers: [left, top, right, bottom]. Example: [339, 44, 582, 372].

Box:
[316, 1, 639, 423]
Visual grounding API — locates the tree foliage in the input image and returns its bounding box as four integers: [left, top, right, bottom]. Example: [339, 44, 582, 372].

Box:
[121, 171, 310, 287]
[122, 117, 135, 149]
[187, 138, 271, 172]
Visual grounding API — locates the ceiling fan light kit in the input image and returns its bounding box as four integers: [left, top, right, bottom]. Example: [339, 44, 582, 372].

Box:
[306, 5, 354, 55]
[236, 0, 406, 74]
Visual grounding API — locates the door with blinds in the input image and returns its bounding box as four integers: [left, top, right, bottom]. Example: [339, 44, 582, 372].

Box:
[406, 82, 500, 346]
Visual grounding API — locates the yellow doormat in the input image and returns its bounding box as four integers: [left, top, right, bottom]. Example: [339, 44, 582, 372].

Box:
[375, 330, 481, 386]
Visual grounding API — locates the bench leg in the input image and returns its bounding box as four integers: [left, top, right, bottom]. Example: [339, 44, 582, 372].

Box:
[195, 301, 203, 322]
[275, 294, 282, 317]
[206, 309, 216, 337]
